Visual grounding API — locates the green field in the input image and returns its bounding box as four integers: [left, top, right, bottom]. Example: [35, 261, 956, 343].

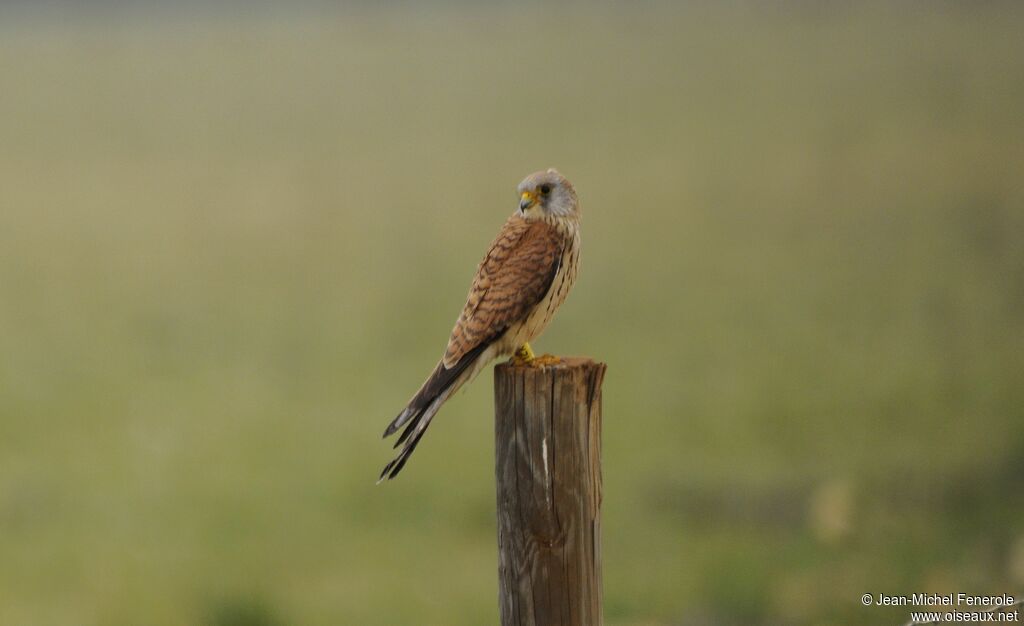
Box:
[1, 3, 1023, 624]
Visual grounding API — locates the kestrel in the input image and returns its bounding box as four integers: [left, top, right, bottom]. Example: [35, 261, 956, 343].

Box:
[379, 169, 581, 481]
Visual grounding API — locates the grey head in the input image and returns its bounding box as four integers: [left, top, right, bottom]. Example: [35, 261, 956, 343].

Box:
[516, 168, 579, 218]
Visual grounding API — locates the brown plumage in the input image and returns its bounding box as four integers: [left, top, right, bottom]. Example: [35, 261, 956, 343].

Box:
[379, 169, 581, 481]
[443, 218, 565, 367]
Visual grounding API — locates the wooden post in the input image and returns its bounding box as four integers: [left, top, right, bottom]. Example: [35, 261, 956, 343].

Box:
[494, 357, 607, 626]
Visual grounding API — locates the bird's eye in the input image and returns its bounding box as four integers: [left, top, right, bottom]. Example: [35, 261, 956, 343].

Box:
[539, 184, 551, 195]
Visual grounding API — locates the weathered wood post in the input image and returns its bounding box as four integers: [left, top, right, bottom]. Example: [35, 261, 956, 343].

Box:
[494, 358, 607, 626]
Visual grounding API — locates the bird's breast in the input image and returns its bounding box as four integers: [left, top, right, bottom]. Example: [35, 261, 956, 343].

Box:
[512, 227, 580, 347]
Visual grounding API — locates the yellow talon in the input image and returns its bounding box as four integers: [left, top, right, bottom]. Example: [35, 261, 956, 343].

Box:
[533, 354, 562, 367]
[509, 344, 562, 368]
[510, 343, 536, 366]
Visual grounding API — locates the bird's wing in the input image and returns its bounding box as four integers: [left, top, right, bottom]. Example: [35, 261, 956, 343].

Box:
[442, 216, 565, 368]
[379, 216, 565, 481]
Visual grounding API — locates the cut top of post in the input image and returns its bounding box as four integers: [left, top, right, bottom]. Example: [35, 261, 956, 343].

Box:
[494, 356, 604, 373]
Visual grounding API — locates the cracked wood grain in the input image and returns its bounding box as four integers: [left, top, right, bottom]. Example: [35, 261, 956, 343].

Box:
[495, 358, 606, 626]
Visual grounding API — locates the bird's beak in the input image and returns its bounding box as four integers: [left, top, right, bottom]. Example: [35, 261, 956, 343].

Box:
[519, 191, 535, 211]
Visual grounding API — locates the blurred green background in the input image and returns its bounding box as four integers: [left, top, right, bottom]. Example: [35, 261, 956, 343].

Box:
[1, 2, 1023, 625]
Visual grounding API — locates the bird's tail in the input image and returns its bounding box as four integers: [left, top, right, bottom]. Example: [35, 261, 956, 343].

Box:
[378, 341, 492, 482]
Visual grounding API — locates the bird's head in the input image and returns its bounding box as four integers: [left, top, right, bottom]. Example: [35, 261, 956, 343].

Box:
[516, 169, 578, 219]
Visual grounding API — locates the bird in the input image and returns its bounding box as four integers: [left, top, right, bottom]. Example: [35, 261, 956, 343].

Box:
[379, 168, 581, 482]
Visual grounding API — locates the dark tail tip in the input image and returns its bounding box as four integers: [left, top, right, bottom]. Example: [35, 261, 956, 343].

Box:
[376, 453, 408, 483]
[376, 461, 395, 484]
[377, 419, 427, 483]
[383, 407, 414, 439]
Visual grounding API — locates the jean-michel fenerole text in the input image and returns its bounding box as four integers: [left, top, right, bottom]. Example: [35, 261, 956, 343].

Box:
[873, 593, 1015, 607]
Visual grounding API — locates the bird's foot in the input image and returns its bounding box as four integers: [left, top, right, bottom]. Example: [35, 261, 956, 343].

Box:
[509, 344, 561, 367]
[532, 354, 562, 367]
[509, 343, 535, 366]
